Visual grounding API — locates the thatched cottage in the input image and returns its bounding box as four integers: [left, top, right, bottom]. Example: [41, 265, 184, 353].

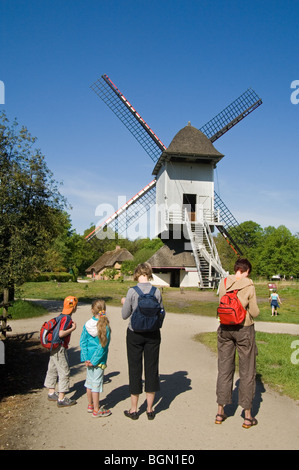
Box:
[86, 246, 133, 280]
[147, 240, 198, 288]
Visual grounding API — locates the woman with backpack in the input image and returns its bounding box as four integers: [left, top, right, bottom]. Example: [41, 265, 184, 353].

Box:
[121, 262, 165, 421]
[215, 258, 260, 429]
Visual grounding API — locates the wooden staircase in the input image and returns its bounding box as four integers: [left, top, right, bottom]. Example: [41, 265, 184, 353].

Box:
[185, 210, 227, 288]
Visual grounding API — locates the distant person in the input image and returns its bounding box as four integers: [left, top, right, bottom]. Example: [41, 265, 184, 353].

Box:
[269, 289, 282, 316]
[216, 259, 260, 429]
[80, 299, 111, 417]
[44, 296, 78, 407]
[121, 262, 165, 420]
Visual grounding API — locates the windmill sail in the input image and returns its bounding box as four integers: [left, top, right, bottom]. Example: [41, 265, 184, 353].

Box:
[199, 88, 262, 142]
[91, 75, 166, 162]
[85, 179, 156, 241]
[213, 192, 245, 256]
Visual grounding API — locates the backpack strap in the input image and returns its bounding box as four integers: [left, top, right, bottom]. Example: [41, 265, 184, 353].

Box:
[133, 285, 157, 296]
[56, 313, 72, 329]
[149, 286, 157, 296]
[51, 314, 72, 346]
[132, 285, 144, 297]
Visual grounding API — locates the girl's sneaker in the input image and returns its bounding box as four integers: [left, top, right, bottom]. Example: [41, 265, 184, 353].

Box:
[57, 397, 77, 407]
[92, 408, 111, 418]
[87, 405, 94, 413]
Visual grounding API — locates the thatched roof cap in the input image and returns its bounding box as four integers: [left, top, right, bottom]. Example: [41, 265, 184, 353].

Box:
[147, 244, 196, 268]
[153, 123, 224, 175]
[86, 246, 134, 273]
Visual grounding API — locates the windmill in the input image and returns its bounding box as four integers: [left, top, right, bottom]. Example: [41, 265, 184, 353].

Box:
[86, 74, 262, 288]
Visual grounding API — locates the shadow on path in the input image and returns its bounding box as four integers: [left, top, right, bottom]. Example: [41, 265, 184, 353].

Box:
[71, 369, 192, 416]
[223, 374, 266, 419]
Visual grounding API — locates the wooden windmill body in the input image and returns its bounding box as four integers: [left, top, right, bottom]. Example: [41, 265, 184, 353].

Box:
[149, 123, 225, 287]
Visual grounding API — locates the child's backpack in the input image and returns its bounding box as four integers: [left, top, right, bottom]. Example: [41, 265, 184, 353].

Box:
[40, 314, 71, 351]
[217, 278, 247, 325]
[131, 286, 165, 333]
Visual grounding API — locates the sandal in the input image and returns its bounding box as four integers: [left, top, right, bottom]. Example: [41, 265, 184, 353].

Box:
[146, 410, 155, 420]
[242, 417, 258, 429]
[124, 410, 139, 420]
[215, 413, 227, 424]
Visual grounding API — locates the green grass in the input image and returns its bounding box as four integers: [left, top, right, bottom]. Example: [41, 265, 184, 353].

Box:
[257, 301, 299, 324]
[17, 281, 216, 315]
[17, 280, 134, 304]
[0, 299, 48, 319]
[254, 282, 299, 323]
[2, 281, 132, 323]
[13, 279, 299, 323]
[194, 331, 299, 401]
[163, 297, 218, 316]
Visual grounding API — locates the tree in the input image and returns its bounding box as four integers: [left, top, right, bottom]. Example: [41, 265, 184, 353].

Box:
[121, 238, 164, 275]
[214, 232, 237, 273]
[214, 221, 263, 274]
[0, 112, 67, 293]
[256, 225, 299, 278]
[215, 221, 299, 278]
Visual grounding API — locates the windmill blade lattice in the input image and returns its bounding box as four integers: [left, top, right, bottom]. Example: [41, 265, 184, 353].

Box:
[214, 191, 246, 255]
[92, 75, 262, 160]
[85, 180, 156, 241]
[91, 75, 166, 163]
[199, 88, 262, 142]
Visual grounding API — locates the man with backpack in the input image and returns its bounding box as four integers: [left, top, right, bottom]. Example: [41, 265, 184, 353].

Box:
[43, 296, 78, 407]
[215, 259, 260, 429]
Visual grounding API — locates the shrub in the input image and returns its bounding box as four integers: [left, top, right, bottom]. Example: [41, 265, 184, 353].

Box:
[27, 272, 72, 282]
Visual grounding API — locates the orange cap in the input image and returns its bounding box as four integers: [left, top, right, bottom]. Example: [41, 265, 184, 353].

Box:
[62, 296, 78, 315]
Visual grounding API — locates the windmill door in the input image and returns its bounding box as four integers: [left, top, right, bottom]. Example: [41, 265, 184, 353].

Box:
[170, 270, 180, 287]
[183, 194, 196, 222]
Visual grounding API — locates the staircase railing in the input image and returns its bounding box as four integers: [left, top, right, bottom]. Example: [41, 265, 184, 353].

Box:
[185, 209, 227, 287]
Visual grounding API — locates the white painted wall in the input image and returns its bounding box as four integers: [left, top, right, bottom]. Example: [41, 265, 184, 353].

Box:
[152, 270, 200, 288]
[155, 161, 215, 236]
[180, 270, 200, 287]
[152, 272, 171, 287]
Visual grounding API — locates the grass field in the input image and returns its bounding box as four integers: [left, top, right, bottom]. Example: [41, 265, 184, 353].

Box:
[9, 278, 299, 324]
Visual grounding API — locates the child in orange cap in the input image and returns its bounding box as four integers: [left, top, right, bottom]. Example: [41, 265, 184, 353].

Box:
[44, 296, 78, 407]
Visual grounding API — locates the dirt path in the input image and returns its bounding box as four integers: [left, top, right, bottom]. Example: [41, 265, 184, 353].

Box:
[1, 301, 299, 451]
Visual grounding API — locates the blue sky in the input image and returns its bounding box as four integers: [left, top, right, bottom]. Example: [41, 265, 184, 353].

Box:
[1, 0, 299, 237]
